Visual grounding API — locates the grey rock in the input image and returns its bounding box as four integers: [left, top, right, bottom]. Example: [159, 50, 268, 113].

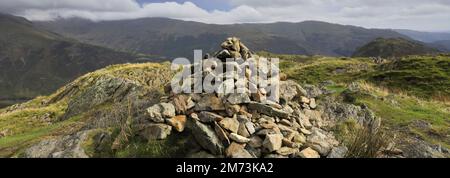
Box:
[147, 103, 176, 123]
[327, 146, 348, 158]
[188, 119, 224, 155]
[245, 122, 256, 135]
[306, 128, 338, 156]
[248, 102, 289, 118]
[227, 93, 251, 105]
[279, 80, 307, 101]
[24, 129, 112, 158]
[137, 123, 172, 140]
[198, 111, 224, 123]
[303, 84, 323, 98]
[320, 97, 378, 129]
[248, 136, 263, 148]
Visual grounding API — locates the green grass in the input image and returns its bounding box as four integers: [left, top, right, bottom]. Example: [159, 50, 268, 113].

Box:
[115, 132, 192, 158]
[280, 54, 450, 100]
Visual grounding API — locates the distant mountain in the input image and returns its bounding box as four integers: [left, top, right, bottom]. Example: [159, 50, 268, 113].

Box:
[431, 40, 450, 51]
[36, 18, 409, 58]
[0, 13, 138, 107]
[352, 37, 440, 58]
[395, 29, 450, 43]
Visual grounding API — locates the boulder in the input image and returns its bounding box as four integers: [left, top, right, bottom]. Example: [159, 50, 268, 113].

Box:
[309, 98, 317, 109]
[297, 147, 320, 158]
[225, 104, 241, 117]
[300, 96, 310, 104]
[303, 84, 323, 98]
[194, 94, 225, 111]
[300, 128, 312, 135]
[225, 142, 254, 158]
[279, 80, 307, 101]
[237, 122, 251, 138]
[219, 117, 240, 133]
[263, 134, 283, 152]
[327, 146, 348, 158]
[293, 132, 306, 144]
[198, 111, 224, 123]
[306, 128, 338, 156]
[173, 94, 195, 114]
[188, 119, 224, 155]
[248, 102, 289, 118]
[147, 103, 176, 123]
[245, 122, 256, 135]
[227, 93, 251, 105]
[229, 133, 251, 143]
[277, 147, 298, 156]
[248, 136, 263, 148]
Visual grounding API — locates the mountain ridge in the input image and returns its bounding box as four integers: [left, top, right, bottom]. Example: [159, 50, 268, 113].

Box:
[35, 17, 410, 58]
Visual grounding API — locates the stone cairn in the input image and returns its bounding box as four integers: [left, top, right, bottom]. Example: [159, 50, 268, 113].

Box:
[134, 37, 344, 158]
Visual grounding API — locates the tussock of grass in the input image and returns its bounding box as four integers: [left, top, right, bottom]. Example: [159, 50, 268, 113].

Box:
[115, 132, 192, 158]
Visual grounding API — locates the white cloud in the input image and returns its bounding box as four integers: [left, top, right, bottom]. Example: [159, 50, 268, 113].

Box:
[1, 0, 450, 31]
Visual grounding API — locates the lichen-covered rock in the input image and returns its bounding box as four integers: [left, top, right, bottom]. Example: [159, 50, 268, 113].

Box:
[24, 129, 112, 158]
[147, 103, 176, 123]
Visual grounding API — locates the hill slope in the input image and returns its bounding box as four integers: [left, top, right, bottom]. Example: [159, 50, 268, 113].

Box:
[352, 38, 439, 58]
[395, 29, 450, 43]
[0, 14, 138, 108]
[36, 18, 408, 58]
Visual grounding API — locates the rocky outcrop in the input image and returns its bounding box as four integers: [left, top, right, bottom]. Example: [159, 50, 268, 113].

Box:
[24, 129, 113, 158]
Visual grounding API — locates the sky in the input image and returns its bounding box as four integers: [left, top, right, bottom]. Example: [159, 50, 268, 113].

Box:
[1, 0, 450, 32]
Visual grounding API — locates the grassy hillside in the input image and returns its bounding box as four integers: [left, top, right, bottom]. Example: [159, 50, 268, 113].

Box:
[0, 62, 178, 157]
[352, 38, 439, 58]
[279, 54, 449, 100]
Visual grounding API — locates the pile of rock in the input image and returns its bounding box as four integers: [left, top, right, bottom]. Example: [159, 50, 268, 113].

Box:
[133, 54, 345, 158]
